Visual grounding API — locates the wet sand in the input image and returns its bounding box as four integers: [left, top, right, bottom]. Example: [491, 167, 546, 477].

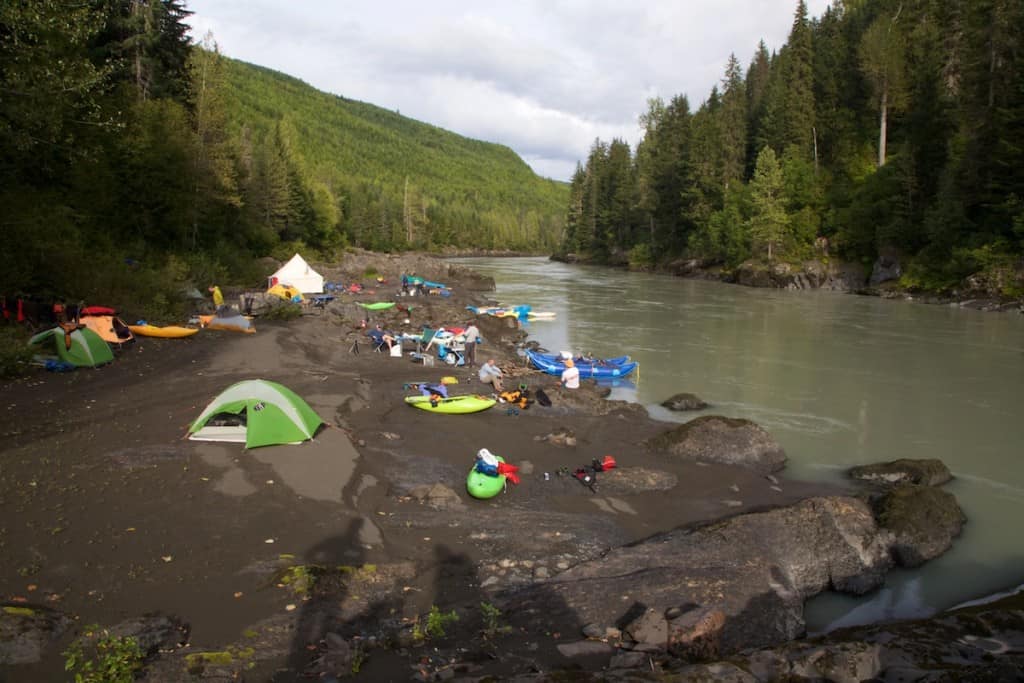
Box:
[0, 285, 841, 680]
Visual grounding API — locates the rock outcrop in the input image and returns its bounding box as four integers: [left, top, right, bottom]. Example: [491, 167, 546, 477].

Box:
[733, 259, 867, 291]
[874, 485, 966, 567]
[662, 588, 1024, 682]
[502, 496, 894, 656]
[660, 393, 708, 411]
[848, 457, 953, 487]
[645, 415, 786, 473]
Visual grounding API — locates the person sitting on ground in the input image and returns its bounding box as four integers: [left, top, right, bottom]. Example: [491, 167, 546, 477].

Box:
[367, 324, 396, 350]
[478, 358, 504, 392]
[561, 358, 580, 389]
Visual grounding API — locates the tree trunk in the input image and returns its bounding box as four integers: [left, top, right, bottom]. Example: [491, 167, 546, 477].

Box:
[878, 83, 888, 167]
[813, 126, 819, 174]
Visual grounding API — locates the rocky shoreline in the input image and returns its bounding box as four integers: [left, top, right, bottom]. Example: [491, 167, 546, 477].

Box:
[1, 250, 1021, 681]
[554, 251, 1024, 314]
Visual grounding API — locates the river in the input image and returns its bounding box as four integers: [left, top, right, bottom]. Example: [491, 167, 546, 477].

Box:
[451, 256, 1024, 631]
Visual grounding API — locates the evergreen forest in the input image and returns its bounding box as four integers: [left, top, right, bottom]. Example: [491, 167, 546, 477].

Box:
[0, 1, 567, 309]
[562, 0, 1024, 293]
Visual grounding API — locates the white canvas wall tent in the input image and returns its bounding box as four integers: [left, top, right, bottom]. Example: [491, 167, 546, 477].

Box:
[268, 253, 324, 294]
[187, 379, 324, 449]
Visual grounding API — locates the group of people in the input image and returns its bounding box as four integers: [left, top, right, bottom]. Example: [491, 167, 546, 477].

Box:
[360, 316, 578, 395]
[477, 356, 578, 393]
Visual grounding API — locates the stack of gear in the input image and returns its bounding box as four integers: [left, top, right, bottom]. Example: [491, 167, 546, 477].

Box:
[467, 448, 520, 500]
[417, 382, 448, 406]
[498, 384, 533, 409]
[572, 455, 618, 493]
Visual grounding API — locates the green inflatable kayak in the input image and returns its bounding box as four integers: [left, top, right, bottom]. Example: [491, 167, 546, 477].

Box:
[359, 302, 396, 310]
[404, 395, 496, 414]
[467, 455, 506, 499]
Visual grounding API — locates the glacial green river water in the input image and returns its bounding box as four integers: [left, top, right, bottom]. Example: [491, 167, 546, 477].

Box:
[452, 256, 1024, 631]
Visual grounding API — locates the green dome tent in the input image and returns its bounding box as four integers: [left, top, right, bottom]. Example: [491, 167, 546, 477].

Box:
[28, 326, 114, 367]
[188, 379, 323, 449]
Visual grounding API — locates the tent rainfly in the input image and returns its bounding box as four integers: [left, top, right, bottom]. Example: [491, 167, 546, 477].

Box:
[28, 326, 114, 367]
[188, 379, 323, 448]
[268, 253, 324, 294]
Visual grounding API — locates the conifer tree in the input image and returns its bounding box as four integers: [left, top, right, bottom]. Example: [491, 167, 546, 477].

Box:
[748, 147, 788, 261]
[859, 8, 907, 167]
[719, 54, 748, 189]
[779, 0, 817, 157]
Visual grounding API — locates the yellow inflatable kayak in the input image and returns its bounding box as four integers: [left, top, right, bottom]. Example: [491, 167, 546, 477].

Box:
[128, 324, 200, 339]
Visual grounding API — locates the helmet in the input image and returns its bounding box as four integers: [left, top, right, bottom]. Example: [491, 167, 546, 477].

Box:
[477, 448, 493, 459]
[564, 359, 575, 368]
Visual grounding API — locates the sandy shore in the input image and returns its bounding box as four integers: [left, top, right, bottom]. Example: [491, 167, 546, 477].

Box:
[0, 262, 842, 680]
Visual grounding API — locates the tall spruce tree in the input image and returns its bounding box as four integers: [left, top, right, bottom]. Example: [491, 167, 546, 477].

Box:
[779, 0, 817, 158]
[748, 147, 788, 261]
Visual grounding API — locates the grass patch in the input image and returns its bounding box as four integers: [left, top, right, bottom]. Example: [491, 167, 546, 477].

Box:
[0, 326, 36, 379]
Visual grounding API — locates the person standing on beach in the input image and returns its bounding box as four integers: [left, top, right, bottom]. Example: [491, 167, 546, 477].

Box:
[463, 321, 480, 366]
[208, 285, 224, 308]
[479, 359, 504, 392]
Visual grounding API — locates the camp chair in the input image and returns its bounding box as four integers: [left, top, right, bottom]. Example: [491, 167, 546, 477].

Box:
[416, 327, 440, 353]
[368, 329, 388, 353]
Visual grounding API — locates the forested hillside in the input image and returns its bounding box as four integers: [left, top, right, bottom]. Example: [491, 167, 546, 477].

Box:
[0, 1, 565, 311]
[219, 59, 567, 254]
[563, 0, 1024, 294]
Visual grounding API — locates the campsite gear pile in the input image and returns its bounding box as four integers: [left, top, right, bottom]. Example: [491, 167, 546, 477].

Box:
[568, 455, 618, 493]
[497, 385, 533, 410]
[467, 448, 520, 500]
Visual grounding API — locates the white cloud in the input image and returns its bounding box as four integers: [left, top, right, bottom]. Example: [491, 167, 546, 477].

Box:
[187, 0, 833, 181]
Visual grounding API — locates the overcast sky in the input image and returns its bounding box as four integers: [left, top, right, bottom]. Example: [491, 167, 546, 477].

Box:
[187, 1, 832, 182]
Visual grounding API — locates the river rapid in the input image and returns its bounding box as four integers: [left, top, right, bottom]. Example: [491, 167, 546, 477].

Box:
[451, 256, 1024, 631]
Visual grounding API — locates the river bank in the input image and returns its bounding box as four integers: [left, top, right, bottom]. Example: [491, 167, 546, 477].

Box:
[0, 251, 1015, 681]
[553, 252, 1024, 314]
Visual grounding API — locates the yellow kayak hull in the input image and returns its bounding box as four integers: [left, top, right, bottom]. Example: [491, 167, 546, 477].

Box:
[128, 324, 200, 339]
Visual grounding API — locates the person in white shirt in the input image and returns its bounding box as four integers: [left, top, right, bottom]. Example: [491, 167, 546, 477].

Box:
[478, 359, 504, 392]
[560, 359, 580, 389]
[463, 322, 480, 366]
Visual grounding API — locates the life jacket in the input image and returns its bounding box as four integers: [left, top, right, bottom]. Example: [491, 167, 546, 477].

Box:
[498, 390, 532, 409]
[58, 321, 82, 351]
[497, 461, 520, 485]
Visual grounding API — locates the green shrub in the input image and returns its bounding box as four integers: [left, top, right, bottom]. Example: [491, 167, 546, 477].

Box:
[261, 304, 303, 321]
[63, 625, 144, 683]
[627, 243, 653, 269]
[479, 601, 509, 639]
[425, 605, 459, 639]
[0, 326, 36, 379]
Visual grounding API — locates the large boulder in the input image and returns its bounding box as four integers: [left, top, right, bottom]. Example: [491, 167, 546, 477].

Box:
[0, 605, 71, 665]
[501, 496, 894, 657]
[645, 416, 787, 473]
[672, 588, 1024, 681]
[848, 458, 953, 487]
[873, 485, 966, 567]
[661, 393, 708, 411]
[870, 247, 902, 286]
